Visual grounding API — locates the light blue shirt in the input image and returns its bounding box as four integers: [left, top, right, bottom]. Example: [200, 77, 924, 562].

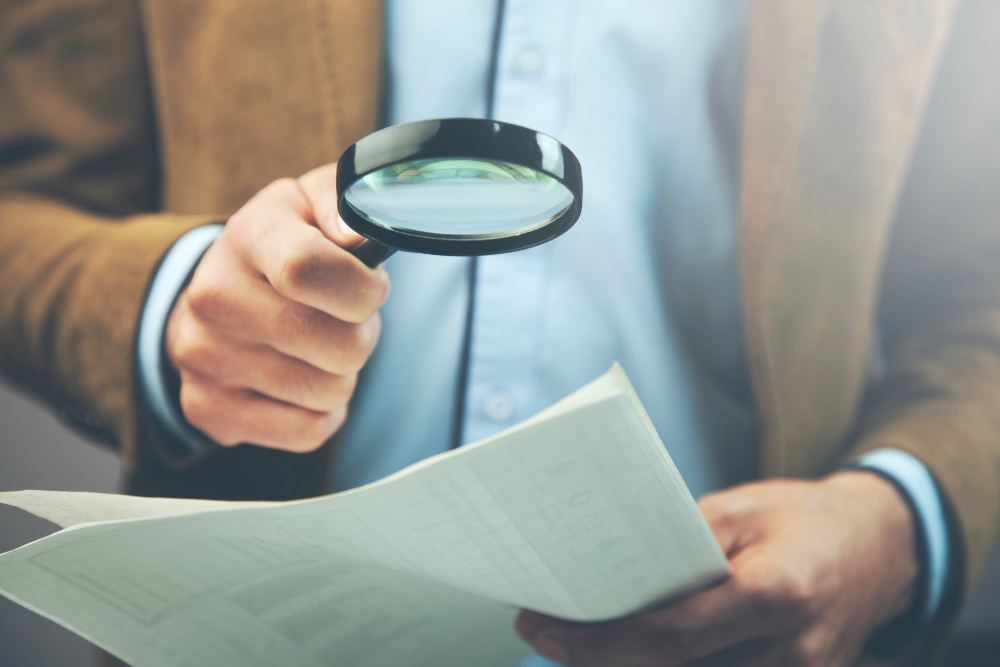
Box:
[337, 0, 756, 499]
[137, 1, 949, 662]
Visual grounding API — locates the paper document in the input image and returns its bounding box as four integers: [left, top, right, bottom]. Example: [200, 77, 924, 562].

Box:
[0, 364, 730, 667]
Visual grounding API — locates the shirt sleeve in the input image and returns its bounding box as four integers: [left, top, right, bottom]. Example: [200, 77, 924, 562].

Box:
[854, 448, 950, 621]
[136, 224, 225, 455]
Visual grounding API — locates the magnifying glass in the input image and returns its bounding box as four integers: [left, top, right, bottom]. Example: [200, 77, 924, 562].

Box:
[336, 118, 583, 267]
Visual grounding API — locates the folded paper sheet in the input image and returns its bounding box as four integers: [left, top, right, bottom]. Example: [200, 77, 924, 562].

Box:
[0, 364, 729, 667]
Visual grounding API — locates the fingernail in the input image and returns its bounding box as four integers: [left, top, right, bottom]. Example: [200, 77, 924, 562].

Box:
[535, 632, 570, 664]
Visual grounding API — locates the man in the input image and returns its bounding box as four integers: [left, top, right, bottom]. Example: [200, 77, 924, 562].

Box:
[1, 1, 998, 666]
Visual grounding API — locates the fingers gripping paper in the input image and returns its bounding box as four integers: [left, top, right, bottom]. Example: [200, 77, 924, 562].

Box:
[0, 364, 730, 667]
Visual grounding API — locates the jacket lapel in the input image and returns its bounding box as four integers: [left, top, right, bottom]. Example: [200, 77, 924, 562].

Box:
[740, 0, 959, 477]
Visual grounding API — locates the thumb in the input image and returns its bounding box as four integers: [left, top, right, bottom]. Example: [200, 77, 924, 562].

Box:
[697, 491, 752, 558]
[298, 162, 366, 248]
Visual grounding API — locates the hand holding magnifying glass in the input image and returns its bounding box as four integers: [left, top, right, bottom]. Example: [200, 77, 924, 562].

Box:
[336, 118, 583, 267]
[163, 118, 580, 456]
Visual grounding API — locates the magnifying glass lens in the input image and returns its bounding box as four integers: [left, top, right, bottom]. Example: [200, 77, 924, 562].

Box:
[343, 157, 575, 239]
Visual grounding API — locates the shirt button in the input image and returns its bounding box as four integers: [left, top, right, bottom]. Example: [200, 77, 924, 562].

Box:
[483, 391, 514, 422]
[515, 49, 545, 77]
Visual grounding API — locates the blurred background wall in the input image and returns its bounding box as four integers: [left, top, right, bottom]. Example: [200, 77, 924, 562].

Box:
[1, 379, 999, 666]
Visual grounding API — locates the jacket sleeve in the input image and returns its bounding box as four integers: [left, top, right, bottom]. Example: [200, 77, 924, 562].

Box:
[844, 0, 1000, 638]
[0, 0, 217, 466]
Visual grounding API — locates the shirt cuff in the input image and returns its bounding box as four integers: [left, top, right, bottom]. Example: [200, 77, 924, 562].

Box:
[854, 447, 949, 621]
[137, 224, 225, 456]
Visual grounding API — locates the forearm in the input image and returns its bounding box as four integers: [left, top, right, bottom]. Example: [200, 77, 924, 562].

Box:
[840, 320, 1000, 666]
[0, 193, 217, 464]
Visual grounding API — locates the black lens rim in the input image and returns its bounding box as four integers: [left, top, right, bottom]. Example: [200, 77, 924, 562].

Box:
[336, 118, 583, 256]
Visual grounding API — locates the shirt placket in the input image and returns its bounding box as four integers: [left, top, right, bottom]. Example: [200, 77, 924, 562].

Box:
[461, 0, 575, 444]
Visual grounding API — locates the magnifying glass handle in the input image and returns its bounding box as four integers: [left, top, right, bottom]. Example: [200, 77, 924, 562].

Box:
[350, 239, 397, 268]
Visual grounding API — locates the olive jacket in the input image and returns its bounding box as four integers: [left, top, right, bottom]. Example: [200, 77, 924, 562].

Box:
[1, 1, 999, 665]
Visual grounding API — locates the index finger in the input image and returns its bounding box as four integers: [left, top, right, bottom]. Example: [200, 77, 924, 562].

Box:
[231, 178, 389, 323]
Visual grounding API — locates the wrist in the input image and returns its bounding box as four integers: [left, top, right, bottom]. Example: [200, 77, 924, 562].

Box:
[137, 224, 224, 459]
[823, 470, 920, 624]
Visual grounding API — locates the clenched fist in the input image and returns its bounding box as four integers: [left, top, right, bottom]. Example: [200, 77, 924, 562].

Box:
[166, 164, 389, 452]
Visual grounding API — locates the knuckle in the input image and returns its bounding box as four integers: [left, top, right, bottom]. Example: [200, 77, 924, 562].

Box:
[170, 324, 213, 371]
[788, 640, 826, 667]
[771, 568, 817, 617]
[213, 431, 243, 447]
[273, 300, 317, 347]
[178, 383, 205, 425]
[336, 266, 390, 323]
[270, 176, 300, 191]
[285, 412, 337, 453]
[228, 178, 300, 241]
[367, 271, 391, 312]
[737, 570, 780, 618]
[227, 200, 278, 242]
[184, 276, 226, 319]
[275, 237, 326, 300]
[168, 317, 197, 367]
[257, 177, 300, 201]
[178, 383, 197, 418]
[336, 373, 359, 403]
[330, 405, 348, 434]
[272, 226, 344, 301]
[356, 315, 382, 355]
[225, 205, 254, 232]
[179, 384, 236, 446]
[273, 236, 388, 323]
[362, 271, 391, 320]
[311, 373, 356, 410]
[696, 492, 729, 522]
[340, 319, 380, 372]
